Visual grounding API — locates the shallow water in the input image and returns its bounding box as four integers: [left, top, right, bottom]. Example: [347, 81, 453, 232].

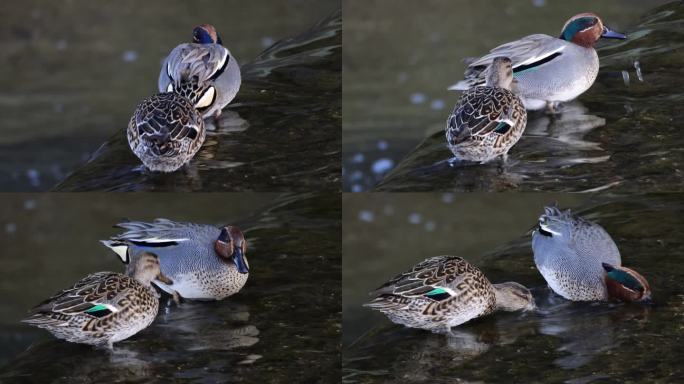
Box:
[0, 0, 340, 192]
[342, 0, 678, 192]
[0, 193, 341, 383]
[342, 193, 684, 383]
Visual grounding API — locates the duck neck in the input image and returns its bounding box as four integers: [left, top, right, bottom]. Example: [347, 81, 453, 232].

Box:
[492, 284, 519, 312]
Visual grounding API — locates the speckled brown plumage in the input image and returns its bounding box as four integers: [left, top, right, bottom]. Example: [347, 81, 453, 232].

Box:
[127, 92, 205, 172]
[365, 256, 498, 332]
[446, 86, 527, 162]
[22, 272, 159, 348]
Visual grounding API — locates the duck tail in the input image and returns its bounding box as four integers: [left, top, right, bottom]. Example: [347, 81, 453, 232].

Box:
[100, 240, 130, 264]
[363, 295, 407, 311]
[447, 80, 470, 91]
[21, 313, 67, 328]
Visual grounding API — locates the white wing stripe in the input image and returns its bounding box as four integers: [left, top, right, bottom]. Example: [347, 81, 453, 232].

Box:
[514, 46, 565, 68]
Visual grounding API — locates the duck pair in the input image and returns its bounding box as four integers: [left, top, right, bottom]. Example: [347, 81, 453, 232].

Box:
[366, 206, 650, 333]
[445, 13, 626, 163]
[128, 24, 241, 172]
[23, 220, 249, 348]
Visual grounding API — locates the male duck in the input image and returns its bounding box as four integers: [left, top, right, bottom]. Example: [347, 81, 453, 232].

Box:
[446, 57, 527, 163]
[532, 205, 651, 302]
[159, 24, 241, 121]
[449, 13, 626, 113]
[22, 252, 170, 349]
[127, 92, 206, 173]
[365, 255, 535, 333]
[101, 219, 249, 301]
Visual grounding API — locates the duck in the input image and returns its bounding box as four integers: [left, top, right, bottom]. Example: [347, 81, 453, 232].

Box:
[532, 205, 651, 302]
[100, 219, 249, 301]
[445, 57, 527, 163]
[127, 92, 206, 173]
[364, 255, 535, 333]
[159, 24, 241, 121]
[448, 13, 626, 113]
[22, 252, 170, 349]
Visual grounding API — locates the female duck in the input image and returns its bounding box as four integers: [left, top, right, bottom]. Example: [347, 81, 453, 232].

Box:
[365, 255, 535, 333]
[100, 219, 249, 301]
[446, 57, 527, 163]
[532, 205, 651, 302]
[127, 92, 206, 172]
[22, 253, 170, 349]
[449, 13, 626, 112]
[159, 24, 241, 121]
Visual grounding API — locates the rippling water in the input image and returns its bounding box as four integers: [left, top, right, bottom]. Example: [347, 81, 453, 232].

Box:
[342, 193, 683, 383]
[0, 193, 341, 383]
[343, 0, 677, 192]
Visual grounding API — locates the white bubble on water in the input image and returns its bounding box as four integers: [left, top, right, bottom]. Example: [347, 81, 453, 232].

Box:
[122, 50, 139, 62]
[410, 93, 427, 104]
[377, 140, 389, 151]
[27, 169, 40, 187]
[408, 213, 422, 224]
[350, 170, 364, 181]
[351, 153, 365, 163]
[23, 200, 37, 210]
[358, 210, 375, 222]
[430, 99, 445, 110]
[261, 36, 275, 48]
[372, 159, 394, 175]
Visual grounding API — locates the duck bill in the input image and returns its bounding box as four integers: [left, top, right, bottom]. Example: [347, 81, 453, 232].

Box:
[232, 247, 249, 274]
[156, 272, 174, 285]
[601, 27, 626, 40]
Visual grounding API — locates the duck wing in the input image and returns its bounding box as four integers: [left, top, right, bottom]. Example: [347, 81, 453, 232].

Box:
[449, 34, 567, 90]
[162, 43, 230, 88]
[23, 272, 128, 326]
[446, 87, 521, 145]
[366, 256, 479, 310]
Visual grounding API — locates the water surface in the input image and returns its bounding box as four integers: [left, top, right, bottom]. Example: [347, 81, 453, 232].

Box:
[342, 0, 678, 192]
[343, 193, 683, 382]
[0, 193, 341, 383]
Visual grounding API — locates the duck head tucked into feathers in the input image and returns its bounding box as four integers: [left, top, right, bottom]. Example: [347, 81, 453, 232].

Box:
[485, 57, 514, 90]
[492, 282, 536, 312]
[215, 226, 249, 274]
[193, 24, 222, 45]
[129, 252, 173, 285]
[602, 263, 652, 303]
[560, 13, 626, 47]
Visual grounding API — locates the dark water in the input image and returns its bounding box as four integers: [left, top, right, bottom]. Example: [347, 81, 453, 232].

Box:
[0, 193, 341, 383]
[342, 193, 684, 383]
[53, 9, 341, 192]
[342, 0, 679, 192]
